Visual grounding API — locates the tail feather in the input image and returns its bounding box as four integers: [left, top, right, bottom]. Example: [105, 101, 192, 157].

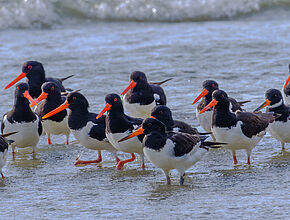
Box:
[150, 78, 173, 85]
[237, 100, 251, 106]
[60, 75, 74, 82]
[201, 141, 227, 150]
[61, 89, 81, 96]
[1, 131, 18, 138]
[199, 131, 212, 135]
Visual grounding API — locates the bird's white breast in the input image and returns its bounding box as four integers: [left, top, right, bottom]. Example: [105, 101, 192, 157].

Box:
[196, 107, 213, 133]
[268, 120, 290, 143]
[42, 114, 70, 136]
[0, 149, 8, 171]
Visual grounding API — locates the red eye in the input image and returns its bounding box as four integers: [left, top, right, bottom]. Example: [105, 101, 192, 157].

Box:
[73, 97, 76, 100]
[28, 65, 32, 70]
[148, 123, 152, 127]
[212, 84, 215, 87]
[114, 98, 117, 102]
[51, 86, 54, 90]
[17, 87, 19, 90]
[159, 111, 162, 114]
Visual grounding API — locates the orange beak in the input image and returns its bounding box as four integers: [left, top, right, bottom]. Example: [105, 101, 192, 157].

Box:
[42, 100, 69, 119]
[23, 90, 38, 106]
[150, 116, 156, 119]
[30, 91, 48, 107]
[96, 103, 112, 119]
[5, 72, 27, 90]
[254, 99, 271, 112]
[283, 74, 290, 89]
[118, 127, 145, 142]
[199, 99, 218, 114]
[121, 80, 136, 95]
[192, 88, 209, 105]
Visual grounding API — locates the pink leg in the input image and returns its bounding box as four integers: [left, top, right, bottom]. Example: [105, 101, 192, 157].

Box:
[116, 153, 136, 170]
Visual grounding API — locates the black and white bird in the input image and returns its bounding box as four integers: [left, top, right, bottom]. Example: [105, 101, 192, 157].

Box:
[282, 64, 290, 105]
[151, 105, 210, 135]
[0, 132, 18, 179]
[1, 83, 42, 155]
[255, 89, 290, 150]
[200, 89, 275, 165]
[32, 82, 70, 145]
[121, 71, 167, 118]
[119, 118, 221, 185]
[192, 80, 248, 140]
[4, 61, 73, 98]
[42, 92, 119, 165]
[96, 93, 145, 170]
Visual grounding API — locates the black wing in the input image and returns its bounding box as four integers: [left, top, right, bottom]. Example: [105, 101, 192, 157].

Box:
[0, 136, 8, 153]
[173, 120, 199, 135]
[236, 111, 273, 138]
[150, 84, 166, 105]
[168, 132, 200, 157]
[228, 97, 243, 112]
[88, 113, 107, 141]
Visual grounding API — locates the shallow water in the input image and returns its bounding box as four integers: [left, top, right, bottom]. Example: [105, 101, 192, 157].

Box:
[0, 1, 290, 219]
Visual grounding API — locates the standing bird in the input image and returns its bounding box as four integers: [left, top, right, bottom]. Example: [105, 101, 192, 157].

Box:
[119, 118, 222, 185]
[151, 105, 210, 135]
[1, 83, 42, 155]
[42, 92, 119, 165]
[32, 82, 70, 145]
[192, 80, 248, 140]
[4, 61, 73, 98]
[96, 93, 144, 170]
[200, 90, 275, 165]
[0, 132, 18, 179]
[255, 89, 290, 150]
[282, 64, 290, 105]
[121, 71, 167, 118]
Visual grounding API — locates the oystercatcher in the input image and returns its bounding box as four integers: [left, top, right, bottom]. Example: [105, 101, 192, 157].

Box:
[121, 71, 168, 118]
[282, 64, 290, 105]
[0, 132, 18, 179]
[119, 118, 222, 185]
[192, 80, 249, 140]
[255, 88, 290, 150]
[32, 82, 70, 145]
[1, 83, 42, 155]
[42, 92, 119, 165]
[200, 89, 275, 165]
[96, 93, 144, 170]
[4, 61, 73, 98]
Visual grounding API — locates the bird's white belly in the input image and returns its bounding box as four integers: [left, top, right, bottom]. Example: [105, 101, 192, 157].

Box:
[144, 139, 207, 172]
[123, 95, 156, 119]
[42, 116, 70, 136]
[106, 131, 143, 154]
[268, 120, 290, 143]
[196, 108, 212, 132]
[3, 118, 40, 149]
[212, 121, 265, 151]
[0, 149, 8, 171]
[71, 123, 115, 152]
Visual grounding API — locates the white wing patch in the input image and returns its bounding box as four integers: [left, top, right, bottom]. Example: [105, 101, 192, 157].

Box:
[154, 93, 160, 102]
[133, 124, 139, 130]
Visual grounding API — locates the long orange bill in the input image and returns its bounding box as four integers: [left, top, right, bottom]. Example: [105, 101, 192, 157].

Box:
[4, 72, 27, 90]
[30, 91, 48, 107]
[192, 88, 209, 105]
[199, 99, 218, 114]
[121, 80, 136, 95]
[96, 103, 112, 119]
[118, 127, 145, 143]
[150, 116, 156, 119]
[254, 99, 271, 112]
[283, 74, 290, 89]
[23, 90, 38, 106]
[42, 100, 69, 119]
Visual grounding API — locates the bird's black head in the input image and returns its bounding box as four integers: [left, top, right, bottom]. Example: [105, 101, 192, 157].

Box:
[212, 89, 228, 103]
[15, 82, 29, 98]
[22, 61, 45, 81]
[130, 71, 148, 84]
[41, 82, 61, 97]
[265, 89, 283, 107]
[105, 93, 123, 109]
[202, 80, 219, 94]
[142, 118, 166, 135]
[66, 92, 89, 111]
[151, 105, 174, 129]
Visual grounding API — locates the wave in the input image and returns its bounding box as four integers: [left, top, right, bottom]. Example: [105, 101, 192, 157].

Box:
[0, 0, 290, 29]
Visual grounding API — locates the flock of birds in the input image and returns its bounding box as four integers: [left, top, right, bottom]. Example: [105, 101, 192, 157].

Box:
[0, 61, 290, 185]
